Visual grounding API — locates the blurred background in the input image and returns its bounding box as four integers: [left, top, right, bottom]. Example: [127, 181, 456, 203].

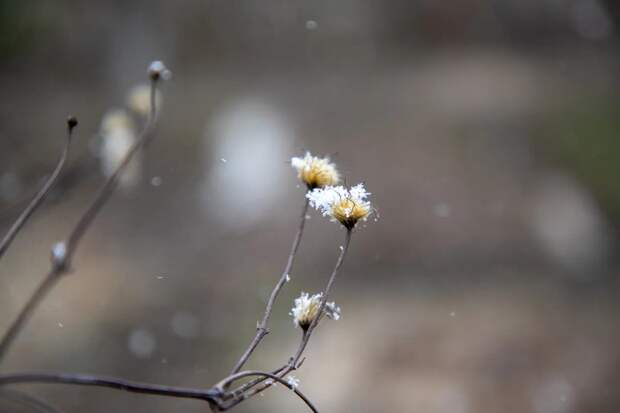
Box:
[1, 1, 620, 412]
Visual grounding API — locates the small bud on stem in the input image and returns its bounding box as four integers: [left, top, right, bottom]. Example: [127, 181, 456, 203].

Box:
[66, 116, 78, 130]
[50, 241, 68, 272]
[148, 61, 172, 81]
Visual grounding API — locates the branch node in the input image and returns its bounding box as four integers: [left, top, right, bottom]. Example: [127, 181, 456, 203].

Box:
[50, 242, 69, 273]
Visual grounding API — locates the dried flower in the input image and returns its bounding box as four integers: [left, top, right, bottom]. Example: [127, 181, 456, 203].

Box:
[291, 152, 340, 189]
[148, 60, 172, 81]
[66, 116, 78, 131]
[307, 183, 372, 229]
[290, 292, 340, 330]
[127, 84, 162, 117]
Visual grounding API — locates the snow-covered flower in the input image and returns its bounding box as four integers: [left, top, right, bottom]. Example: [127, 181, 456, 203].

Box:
[127, 84, 162, 117]
[290, 292, 340, 330]
[286, 376, 300, 390]
[99, 109, 142, 189]
[290, 292, 321, 330]
[148, 60, 172, 81]
[307, 183, 372, 229]
[291, 152, 340, 189]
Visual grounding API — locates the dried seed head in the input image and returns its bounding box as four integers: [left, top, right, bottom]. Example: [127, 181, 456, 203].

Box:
[148, 60, 172, 81]
[290, 292, 340, 331]
[307, 183, 372, 229]
[291, 152, 340, 189]
[290, 292, 321, 330]
[66, 116, 78, 130]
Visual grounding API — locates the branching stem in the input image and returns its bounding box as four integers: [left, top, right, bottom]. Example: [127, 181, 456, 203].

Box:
[224, 229, 353, 407]
[229, 198, 310, 375]
[0, 65, 352, 413]
[0, 79, 161, 364]
[0, 372, 219, 403]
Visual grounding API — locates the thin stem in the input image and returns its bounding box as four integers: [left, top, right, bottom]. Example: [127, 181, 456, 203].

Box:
[0, 78, 162, 364]
[0, 119, 76, 261]
[0, 372, 219, 403]
[0, 269, 61, 362]
[290, 228, 352, 367]
[227, 364, 287, 398]
[65, 80, 159, 259]
[229, 198, 310, 375]
[224, 229, 353, 408]
[214, 370, 319, 413]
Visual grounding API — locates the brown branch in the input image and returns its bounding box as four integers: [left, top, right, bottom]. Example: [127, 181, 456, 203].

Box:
[214, 370, 319, 413]
[65, 80, 159, 259]
[0, 372, 219, 403]
[289, 228, 352, 366]
[0, 268, 62, 362]
[226, 364, 287, 398]
[229, 198, 310, 376]
[0, 117, 77, 261]
[0, 69, 164, 364]
[0, 61, 334, 413]
[0, 370, 320, 413]
[223, 229, 353, 408]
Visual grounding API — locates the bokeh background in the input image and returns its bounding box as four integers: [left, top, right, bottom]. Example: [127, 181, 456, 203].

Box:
[2, 1, 620, 412]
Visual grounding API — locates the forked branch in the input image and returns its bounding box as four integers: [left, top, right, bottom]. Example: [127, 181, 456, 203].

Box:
[0, 66, 165, 363]
[0, 62, 371, 413]
[229, 198, 310, 376]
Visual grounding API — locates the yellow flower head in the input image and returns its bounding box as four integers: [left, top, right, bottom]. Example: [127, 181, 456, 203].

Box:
[307, 183, 372, 229]
[291, 152, 340, 189]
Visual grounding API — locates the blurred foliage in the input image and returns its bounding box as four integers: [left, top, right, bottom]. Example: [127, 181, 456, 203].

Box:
[0, 1, 54, 59]
[537, 98, 620, 223]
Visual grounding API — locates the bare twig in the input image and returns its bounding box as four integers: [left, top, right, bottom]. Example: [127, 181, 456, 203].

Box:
[0, 372, 219, 403]
[229, 198, 310, 376]
[0, 117, 77, 261]
[289, 228, 352, 366]
[0, 74, 163, 364]
[214, 370, 319, 413]
[227, 364, 287, 397]
[0, 370, 320, 413]
[224, 229, 353, 407]
[0, 268, 62, 362]
[65, 80, 159, 259]
[0, 62, 350, 413]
